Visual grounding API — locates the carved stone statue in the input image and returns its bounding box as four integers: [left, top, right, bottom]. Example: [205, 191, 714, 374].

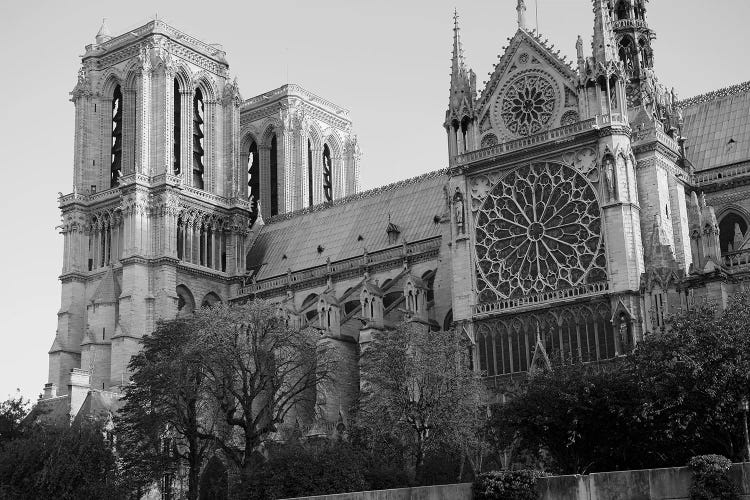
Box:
[453, 187, 465, 234]
[603, 156, 616, 201]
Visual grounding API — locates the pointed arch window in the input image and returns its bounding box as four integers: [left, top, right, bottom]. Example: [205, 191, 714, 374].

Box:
[110, 85, 123, 188]
[323, 144, 333, 202]
[615, 0, 629, 20]
[173, 79, 181, 175]
[192, 88, 205, 190]
[307, 139, 314, 206]
[247, 140, 259, 210]
[270, 134, 279, 216]
[460, 116, 470, 153]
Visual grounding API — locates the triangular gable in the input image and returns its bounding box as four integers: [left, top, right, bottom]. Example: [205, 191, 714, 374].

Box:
[475, 29, 580, 147]
[528, 332, 552, 377]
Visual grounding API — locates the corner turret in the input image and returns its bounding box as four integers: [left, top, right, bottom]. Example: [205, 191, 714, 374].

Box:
[445, 10, 477, 161]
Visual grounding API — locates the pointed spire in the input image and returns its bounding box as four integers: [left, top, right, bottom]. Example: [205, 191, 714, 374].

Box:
[516, 0, 527, 30]
[95, 18, 112, 45]
[591, 0, 617, 64]
[451, 9, 467, 80]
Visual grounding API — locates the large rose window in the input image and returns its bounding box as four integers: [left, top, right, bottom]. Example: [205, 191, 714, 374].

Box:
[498, 73, 556, 136]
[475, 162, 607, 303]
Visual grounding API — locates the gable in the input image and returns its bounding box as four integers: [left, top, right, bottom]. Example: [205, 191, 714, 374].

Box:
[476, 30, 580, 148]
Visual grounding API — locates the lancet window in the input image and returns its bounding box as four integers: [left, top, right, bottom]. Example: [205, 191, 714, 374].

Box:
[615, 0, 629, 20]
[176, 213, 226, 272]
[270, 135, 279, 215]
[192, 88, 205, 189]
[173, 79, 181, 175]
[307, 139, 314, 206]
[475, 302, 615, 377]
[110, 85, 123, 188]
[247, 140, 259, 210]
[323, 144, 333, 202]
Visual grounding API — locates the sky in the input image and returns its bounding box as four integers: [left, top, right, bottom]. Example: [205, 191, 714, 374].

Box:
[0, 0, 748, 401]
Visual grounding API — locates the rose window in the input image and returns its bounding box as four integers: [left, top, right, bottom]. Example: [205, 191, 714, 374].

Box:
[499, 73, 556, 136]
[475, 162, 607, 303]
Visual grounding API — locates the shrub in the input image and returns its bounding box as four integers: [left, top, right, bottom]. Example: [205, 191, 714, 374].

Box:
[688, 455, 740, 500]
[473, 469, 550, 500]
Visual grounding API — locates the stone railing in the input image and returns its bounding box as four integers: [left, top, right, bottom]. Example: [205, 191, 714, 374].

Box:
[694, 160, 750, 187]
[455, 118, 597, 166]
[236, 237, 441, 297]
[596, 113, 629, 128]
[612, 19, 649, 30]
[724, 248, 750, 272]
[59, 174, 253, 211]
[242, 84, 349, 116]
[473, 281, 610, 317]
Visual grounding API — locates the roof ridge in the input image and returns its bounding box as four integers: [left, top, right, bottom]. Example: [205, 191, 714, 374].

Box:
[678, 80, 750, 108]
[265, 168, 449, 225]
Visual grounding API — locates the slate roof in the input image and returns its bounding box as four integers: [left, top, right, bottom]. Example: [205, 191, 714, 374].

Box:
[73, 390, 123, 424]
[27, 396, 71, 426]
[680, 81, 750, 171]
[246, 171, 448, 281]
[91, 267, 120, 304]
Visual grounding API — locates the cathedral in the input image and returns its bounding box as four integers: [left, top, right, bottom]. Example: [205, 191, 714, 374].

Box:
[42, 0, 750, 430]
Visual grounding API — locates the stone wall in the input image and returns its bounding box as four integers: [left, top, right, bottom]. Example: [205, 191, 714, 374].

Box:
[281, 483, 473, 500]
[538, 462, 750, 500]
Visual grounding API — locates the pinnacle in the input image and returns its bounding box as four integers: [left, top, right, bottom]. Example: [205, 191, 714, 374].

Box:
[95, 18, 112, 45]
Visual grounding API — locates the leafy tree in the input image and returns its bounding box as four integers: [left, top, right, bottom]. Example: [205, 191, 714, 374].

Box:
[356, 322, 488, 483]
[0, 391, 30, 445]
[117, 318, 217, 500]
[0, 420, 126, 499]
[191, 300, 337, 481]
[490, 362, 646, 474]
[628, 294, 750, 463]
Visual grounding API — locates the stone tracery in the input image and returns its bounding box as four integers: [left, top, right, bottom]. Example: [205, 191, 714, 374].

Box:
[498, 72, 557, 136]
[475, 162, 607, 302]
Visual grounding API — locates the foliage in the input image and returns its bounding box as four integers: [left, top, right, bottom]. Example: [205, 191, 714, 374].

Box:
[491, 292, 750, 473]
[688, 455, 740, 500]
[240, 440, 368, 500]
[117, 318, 216, 500]
[0, 420, 127, 499]
[490, 363, 647, 474]
[191, 300, 337, 478]
[0, 391, 30, 444]
[356, 322, 488, 483]
[472, 470, 550, 500]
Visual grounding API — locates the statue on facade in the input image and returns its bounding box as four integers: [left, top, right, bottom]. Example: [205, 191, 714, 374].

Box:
[453, 187, 465, 234]
[603, 156, 616, 201]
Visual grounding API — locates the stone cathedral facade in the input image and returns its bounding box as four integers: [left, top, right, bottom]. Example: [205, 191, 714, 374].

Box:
[43, 1, 750, 427]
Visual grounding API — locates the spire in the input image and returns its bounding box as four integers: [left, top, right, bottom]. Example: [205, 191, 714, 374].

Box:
[591, 0, 617, 64]
[516, 0, 527, 30]
[451, 9, 467, 80]
[95, 18, 112, 45]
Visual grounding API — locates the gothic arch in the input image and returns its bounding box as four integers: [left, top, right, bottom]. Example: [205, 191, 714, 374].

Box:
[201, 291, 222, 308]
[176, 285, 196, 317]
[173, 64, 192, 91]
[717, 208, 750, 253]
[307, 123, 323, 150]
[322, 131, 343, 158]
[240, 127, 260, 152]
[122, 60, 142, 89]
[190, 71, 218, 102]
[261, 123, 280, 148]
[98, 71, 123, 97]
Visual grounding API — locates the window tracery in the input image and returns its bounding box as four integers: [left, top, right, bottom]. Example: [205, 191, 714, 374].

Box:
[475, 302, 615, 376]
[497, 72, 557, 137]
[475, 162, 607, 303]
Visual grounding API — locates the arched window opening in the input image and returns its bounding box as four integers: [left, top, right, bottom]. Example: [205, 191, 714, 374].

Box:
[176, 217, 184, 260]
[307, 139, 314, 206]
[201, 292, 221, 308]
[422, 270, 436, 303]
[460, 117, 470, 153]
[443, 309, 453, 332]
[615, 0, 629, 20]
[173, 79, 181, 175]
[270, 134, 279, 215]
[344, 301, 359, 315]
[639, 39, 651, 69]
[110, 85, 123, 188]
[322, 144, 333, 202]
[247, 140, 259, 210]
[176, 285, 196, 318]
[619, 37, 634, 71]
[634, 1, 645, 20]
[199, 224, 206, 266]
[192, 88, 205, 190]
[451, 119, 461, 154]
[719, 212, 748, 253]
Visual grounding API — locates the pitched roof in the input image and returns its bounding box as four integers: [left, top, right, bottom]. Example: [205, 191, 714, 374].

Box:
[73, 390, 123, 425]
[680, 81, 750, 171]
[247, 171, 448, 281]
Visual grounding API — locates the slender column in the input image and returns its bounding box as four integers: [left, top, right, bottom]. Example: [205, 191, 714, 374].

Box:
[311, 148, 323, 205]
[259, 145, 272, 219]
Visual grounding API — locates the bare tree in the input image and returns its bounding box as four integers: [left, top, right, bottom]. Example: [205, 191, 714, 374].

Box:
[192, 300, 337, 478]
[357, 321, 488, 482]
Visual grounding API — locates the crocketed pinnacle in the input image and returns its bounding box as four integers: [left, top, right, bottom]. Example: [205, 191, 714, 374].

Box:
[591, 0, 617, 64]
[95, 18, 112, 45]
[451, 9, 468, 81]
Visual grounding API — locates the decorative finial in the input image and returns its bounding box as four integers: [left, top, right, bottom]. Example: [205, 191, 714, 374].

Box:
[95, 18, 112, 45]
[517, 0, 527, 30]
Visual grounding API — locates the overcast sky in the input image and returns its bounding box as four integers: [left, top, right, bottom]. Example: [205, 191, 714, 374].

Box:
[1, 0, 748, 401]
